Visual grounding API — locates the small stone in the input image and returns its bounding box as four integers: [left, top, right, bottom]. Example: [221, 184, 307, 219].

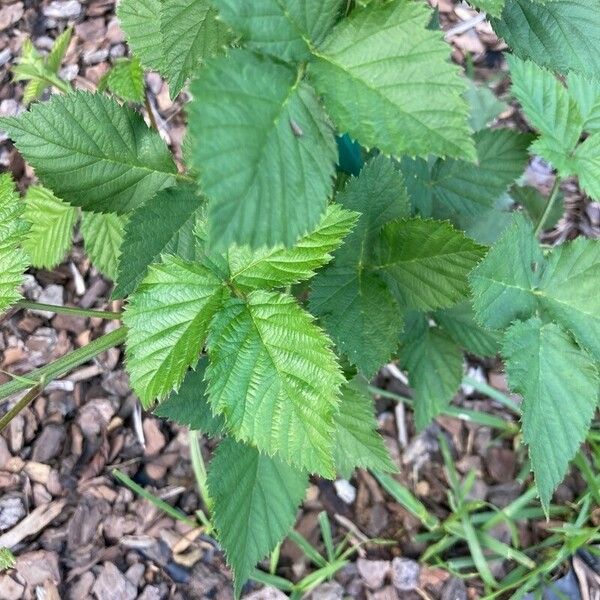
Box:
[83, 48, 109, 65]
[0, 99, 20, 117]
[143, 418, 166, 456]
[391, 558, 420, 592]
[15, 550, 61, 587]
[110, 44, 126, 59]
[370, 586, 399, 600]
[0, 495, 26, 531]
[0, 48, 12, 67]
[138, 586, 163, 600]
[35, 36, 56, 51]
[125, 562, 145, 587]
[106, 19, 125, 44]
[243, 587, 288, 600]
[32, 424, 65, 463]
[0, 3, 24, 31]
[441, 577, 468, 600]
[60, 64, 79, 81]
[75, 18, 106, 43]
[68, 572, 95, 600]
[34, 285, 64, 318]
[92, 562, 137, 600]
[357, 558, 390, 589]
[43, 1, 82, 19]
[333, 479, 356, 504]
[306, 582, 343, 600]
[486, 447, 516, 483]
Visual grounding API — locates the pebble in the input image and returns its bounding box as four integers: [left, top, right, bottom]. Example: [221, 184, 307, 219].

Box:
[334, 479, 356, 504]
[92, 562, 137, 600]
[391, 558, 420, 592]
[0, 48, 12, 67]
[357, 558, 390, 589]
[32, 423, 65, 463]
[306, 582, 344, 600]
[34, 284, 65, 318]
[60, 63, 79, 81]
[110, 44, 126, 59]
[441, 577, 468, 600]
[0, 495, 26, 531]
[0, 575, 24, 600]
[0, 99, 20, 117]
[83, 48, 109, 65]
[35, 36, 56, 51]
[43, 1, 82, 20]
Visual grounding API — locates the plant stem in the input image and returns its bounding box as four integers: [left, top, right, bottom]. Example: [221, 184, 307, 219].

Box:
[15, 300, 122, 320]
[0, 381, 45, 432]
[534, 176, 561, 237]
[144, 91, 159, 131]
[0, 326, 127, 401]
[462, 375, 521, 415]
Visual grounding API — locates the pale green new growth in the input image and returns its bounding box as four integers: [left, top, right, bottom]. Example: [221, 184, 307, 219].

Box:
[1, 92, 177, 213]
[124, 256, 228, 406]
[334, 376, 396, 478]
[208, 438, 308, 595]
[189, 49, 337, 249]
[0, 175, 29, 314]
[22, 186, 76, 269]
[81, 212, 128, 281]
[214, 0, 343, 62]
[310, 0, 475, 160]
[206, 290, 344, 477]
[503, 318, 599, 509]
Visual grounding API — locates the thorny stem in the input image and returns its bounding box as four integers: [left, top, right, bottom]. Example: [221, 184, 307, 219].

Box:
[0, 380, 45, 432]
[0, 326, 127, 402]
[15, 300, 122, 320]
[534, 176, 562, 237]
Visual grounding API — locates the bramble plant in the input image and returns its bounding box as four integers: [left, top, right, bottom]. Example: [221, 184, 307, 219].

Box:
[0, 0, 599, 594]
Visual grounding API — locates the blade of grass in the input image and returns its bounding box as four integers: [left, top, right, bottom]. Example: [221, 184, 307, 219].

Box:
[462, 376, 521, 415]
[318, 512, 335, 563]
[287, 531, 328, 568]
[460, 515, 498, 588]
[250, 569, 295, 592]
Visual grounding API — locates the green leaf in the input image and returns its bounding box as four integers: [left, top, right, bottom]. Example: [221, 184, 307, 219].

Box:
[511, 184, 563, 230]
[189, 49, 337, 249]
[154, 357, 224, 435]
[429, 128, 531, 216]
[46, 26, 73, 73]
[227, 204, 358, 292]
[208, 438, 308, 594]
[503, 317, 599, 509]
[0, 92, 177, 214]
[100, 57, 145, 103]
[570, 133, 600, 199]
[310, 265, 402, 376]
[119, 0, 229, 97]
[434, 302, 500, 357]
[467, 0, 505, 17]
[124, 255, 228, 406]
[81, 212, 127, 280]
[470, 214, 543, 329]
[373, 218, 485, 311]
[334, 376, 396, 478]
[0, 547, 16, 571]
[567, 72, 600, 134]
[114, 185, 203, 298]
[0, 174, 29, 313]
[493, 0, 600, 78]
[507, 56, 583, 154]
[309, 0, 475, 160]
[206, 290, 343, 477]
[22, 185, 76, 269]
[214, 0, 343, 62]
[465, 80, 508, 132]
[538, 238, 600, 361]
[400, 314, 464, 430]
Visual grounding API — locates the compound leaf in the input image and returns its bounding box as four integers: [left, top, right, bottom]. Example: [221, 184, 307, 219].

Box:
[208, 438, 308, 595]
[22, 185, 76, 269]
[493, 0, 600, 78]
[400, 314, 464, 430]
[0, 92, 177, 214]
[470, 215, 543, 329]
[228, 204, 358, 292]
[503, 318, 599, 510]
[310, 0, 475, 160]
[373, 218, 485, 311]
[334, 376, 396, 478]
[81, 212, 127, 280]
[0, 174, 29, 313]
[538, 238, 600, 361]
[189, 49, 337, 249]
[155, 357, 224, 435]
[206, 290, 343, 477]
[114, 185, 204, 298]
[124, 255, 228, 407]
[214, 0, 343, 62]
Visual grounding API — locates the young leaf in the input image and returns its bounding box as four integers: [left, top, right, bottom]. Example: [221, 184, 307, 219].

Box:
[334, 376, 396, 478]
[429, 128, 531, 216]
[208, 438, 308, 595]
[492, 0, 600, 78]
[309, 0, 475, 160]
[206, 290, 344, 477]
[508, 56, 583, 154]
[227, 204, 358, 292]
[537, 238, 600, 361]
[124, 256, 228, 406]
[0, 91, 177, 214]
[189, 49, 337, 249]
[114, 185, 204, 298]
[470, 214, 543, 329]
[117, 0, 163, 71]
[373, 218, 485, 311]
[154, 357, 224, 435]
[0, 174, 29, 313]
[567, 72, 600, 134]
[434, 302, 500, 357]
[100, 57, 145, 103]
[22, 186, 76, 269]
[81, 212, 127, 280]
[214, 0, 343, 62]
[503, 318, 599, 509]
[400, 314, 464, 430]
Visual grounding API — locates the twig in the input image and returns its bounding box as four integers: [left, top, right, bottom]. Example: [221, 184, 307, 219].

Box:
[445, 13, 487, 39]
